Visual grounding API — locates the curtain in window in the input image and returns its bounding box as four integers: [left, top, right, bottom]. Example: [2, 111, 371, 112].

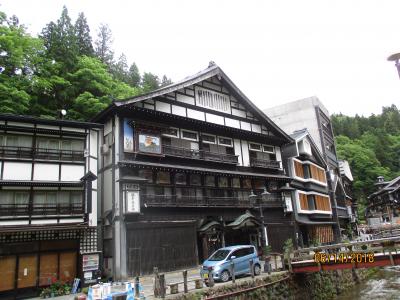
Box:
[58, 191, 70, 206]
[1, 191, 14, 205]
[18, 136, 32, 148]
[71, 192, 82, 206]
[15, 192, 29, 205]
[33, 193, 46, 206]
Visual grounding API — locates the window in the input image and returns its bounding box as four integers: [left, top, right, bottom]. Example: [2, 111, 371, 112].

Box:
[33, 192, 57, 206]
[162, 127, 179, 138]
[262, 145, 275, 153]
[249, 143, 262, 151]
[307, 195, 316, 210]
[218, 177, 228, 188]
[232, 178, 241, 188]
[175, 173, 187, 185]
[156, 172, 171, 184]
[205, 175, 215, 187]
[201, 134, 216, 144]
[4, 135, 32, 148]
[181, 130, 198, 141]
[303, 164, 311, 179]
[254, 179, 265, 190]
[218, 137, 233, 147]
[139, 169, 153, 183]
[242, 178, 252, 189]
[196, 87, 230, 113]
[190, 174, 202, 186]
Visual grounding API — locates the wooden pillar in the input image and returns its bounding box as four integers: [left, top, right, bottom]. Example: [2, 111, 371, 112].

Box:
[183, 270, 188, 293]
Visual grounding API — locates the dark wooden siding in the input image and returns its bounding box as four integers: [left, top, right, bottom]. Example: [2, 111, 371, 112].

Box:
[126, 221, 198, 276]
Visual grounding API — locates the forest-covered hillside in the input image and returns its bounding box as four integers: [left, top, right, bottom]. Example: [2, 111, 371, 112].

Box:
[0, 6, 172, 120]
[332, 105, 400, 218]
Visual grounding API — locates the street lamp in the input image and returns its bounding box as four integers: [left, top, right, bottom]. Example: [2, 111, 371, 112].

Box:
[387, 53, 400, 79]
[249, 189, 269, 247]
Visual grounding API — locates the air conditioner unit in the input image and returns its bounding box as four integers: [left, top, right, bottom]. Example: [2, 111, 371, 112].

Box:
[101, 144, 110, 155]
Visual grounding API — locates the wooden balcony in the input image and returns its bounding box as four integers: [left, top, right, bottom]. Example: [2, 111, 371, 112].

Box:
[0, 204, 84, 217]
[250, 158, 281, 169]
[0, 146, 85, 162]
[258, 197, 284, 208]
[141, 194, 251, 208]
[162, 145, 238, 164]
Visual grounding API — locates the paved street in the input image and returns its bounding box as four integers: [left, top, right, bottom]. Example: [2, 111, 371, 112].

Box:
[26, 257, 283, 300]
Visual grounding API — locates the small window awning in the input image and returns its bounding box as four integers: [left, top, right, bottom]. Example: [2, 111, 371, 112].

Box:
[227, 212, 261, 230]
[198, 221, 222, 233]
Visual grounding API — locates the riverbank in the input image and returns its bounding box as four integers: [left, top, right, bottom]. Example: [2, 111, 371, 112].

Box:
[168, 268, 380, 299]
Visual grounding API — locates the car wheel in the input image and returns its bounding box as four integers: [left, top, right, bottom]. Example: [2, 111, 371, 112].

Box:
[220, 270, 230, 282]
[254, 264, 261, 276]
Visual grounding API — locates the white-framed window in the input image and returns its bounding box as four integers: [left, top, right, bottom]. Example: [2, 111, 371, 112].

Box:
[181, 129, 198, 141]
[218, 136, 233, 147]
[201, 133, 216, 144]
[262, 145, 275, 153]
[249, 143, 262, 151]
[162, 127, 179, 138]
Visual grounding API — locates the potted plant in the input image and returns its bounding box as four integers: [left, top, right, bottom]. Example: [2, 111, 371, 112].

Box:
[40, 288, 51, 299]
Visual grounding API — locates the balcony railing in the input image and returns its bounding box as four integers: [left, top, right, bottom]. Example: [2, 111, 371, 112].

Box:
[0, 204, 84, 217]
[141, 194, 251, 208]
[0, 146, 85, 161]
[250, 158, 281, 169]
[258, 197, 285, 208]
[162, 145, 238, 164]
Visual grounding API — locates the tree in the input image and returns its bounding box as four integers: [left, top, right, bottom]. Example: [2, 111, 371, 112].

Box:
[141, 72, 159, 92]
[94, 23, 114, 67]
[127, 62, 141, 87]
[40, 6, 78, 72]
[111, 53, 129, 83]
[75, 12, 94, 57]
[0, 11, 45, 114]
[161, 75, 173, 87]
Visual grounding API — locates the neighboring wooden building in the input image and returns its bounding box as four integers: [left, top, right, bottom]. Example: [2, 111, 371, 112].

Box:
[93, 63, 295, 279]
[367, 175, 400, 226]
[0, 114, 101, 299]
[264, 97, 358, 241]
[282, 129, 335, 247]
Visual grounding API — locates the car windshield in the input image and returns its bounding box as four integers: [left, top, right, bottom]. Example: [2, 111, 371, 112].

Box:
[208, 249, 230, 261]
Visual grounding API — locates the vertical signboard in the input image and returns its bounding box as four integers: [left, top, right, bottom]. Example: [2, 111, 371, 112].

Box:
[124, 119, 134, 152]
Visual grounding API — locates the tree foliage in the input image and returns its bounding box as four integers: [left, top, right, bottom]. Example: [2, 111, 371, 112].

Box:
[0, 7, 172, 121]
[332, 106, 400, 217]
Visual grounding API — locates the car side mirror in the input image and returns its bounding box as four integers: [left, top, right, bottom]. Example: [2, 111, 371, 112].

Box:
[230, 256, 236, 260]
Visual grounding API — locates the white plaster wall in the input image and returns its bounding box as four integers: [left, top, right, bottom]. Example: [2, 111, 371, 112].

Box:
[177, 94, 195, 105]
[187, 109, 205, 121]
[172, 105, 187, 117]
[155, 101, 171, 113]
[251, 124, 261, 133]
[205, 113, 224, 125]
[89, 190, 97, 227]
[90, 130, 98, 158]
[3, 162, 32, 180]
[60, 165, 84, 181]
[225, 118, 240, 129]
[233, 139, 242, 166]
[240, 121, 251, 131]
[34, 163, 59, 181]
[241, 140, 250, 166]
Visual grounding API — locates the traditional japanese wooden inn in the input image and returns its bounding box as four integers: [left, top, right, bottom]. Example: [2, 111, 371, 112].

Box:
[366, 175, 400, 226]
[93, 62, 296, 279]
[282, 129, 335, 247]
[0, 114, 101, 299]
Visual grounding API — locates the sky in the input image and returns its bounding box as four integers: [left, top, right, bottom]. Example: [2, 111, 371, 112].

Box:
[1, 0, 400, 116]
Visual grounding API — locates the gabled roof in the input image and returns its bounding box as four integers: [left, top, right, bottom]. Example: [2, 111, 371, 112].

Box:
[339, 160, 354, 181]
[92, 63, 292, 142]
[289, 128, 327, 168]
[368, 175, 400, 198]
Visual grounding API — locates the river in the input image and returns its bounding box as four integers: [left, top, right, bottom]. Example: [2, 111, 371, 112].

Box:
[336, 266, 400, 300]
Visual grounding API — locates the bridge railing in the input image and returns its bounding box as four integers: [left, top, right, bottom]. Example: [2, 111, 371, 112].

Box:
[291, 236, 400, 262]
